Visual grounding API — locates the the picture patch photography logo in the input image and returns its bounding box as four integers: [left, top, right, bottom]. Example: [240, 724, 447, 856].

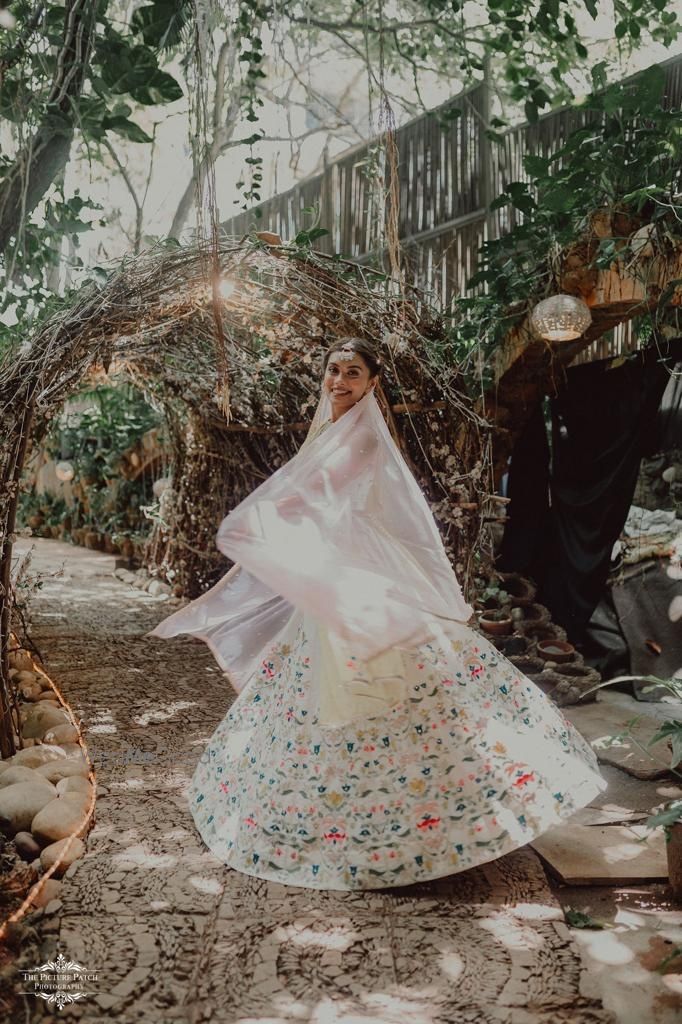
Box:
[19, 951, 100, 1011]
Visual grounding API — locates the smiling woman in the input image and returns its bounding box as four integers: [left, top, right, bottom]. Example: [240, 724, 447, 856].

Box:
[322, 338, 382, 420]
[149, 335, 607, 891]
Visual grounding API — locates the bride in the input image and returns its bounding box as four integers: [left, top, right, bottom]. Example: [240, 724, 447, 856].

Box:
[150, 337, 605, 890]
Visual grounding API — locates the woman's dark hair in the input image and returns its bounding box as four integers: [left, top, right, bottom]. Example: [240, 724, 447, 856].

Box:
[322, 337, 382, 378]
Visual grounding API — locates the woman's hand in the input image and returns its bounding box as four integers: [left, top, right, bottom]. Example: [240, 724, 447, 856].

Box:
[276, 494, 306, 516]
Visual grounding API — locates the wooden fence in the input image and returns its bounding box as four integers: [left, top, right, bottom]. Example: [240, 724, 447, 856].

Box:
[222, 55, 682, 364]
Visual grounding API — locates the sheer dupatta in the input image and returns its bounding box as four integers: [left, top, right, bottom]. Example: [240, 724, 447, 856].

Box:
[149, 389, 472, 690]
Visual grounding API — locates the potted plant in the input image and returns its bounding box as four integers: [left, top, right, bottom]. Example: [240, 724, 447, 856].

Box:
[479, 608, 513, 636]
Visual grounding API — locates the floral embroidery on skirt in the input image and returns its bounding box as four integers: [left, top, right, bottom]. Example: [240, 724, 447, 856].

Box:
[188, 613, 605, 890]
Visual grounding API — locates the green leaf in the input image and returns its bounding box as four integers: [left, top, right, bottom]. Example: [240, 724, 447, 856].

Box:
[615, 20, 629, 38]
[131, 0, 191, 50]
[523, 154, 550, 177]
[565, 908, 605, 929]
[102, 115, 153, 143]
[524, 100, 539, 124]
[98, 39, 183, 105]
[591, 61, 608, 91]
[0, 78, 33, 122]
[649, 720, 682, 768]
[646, 801, 682, 831]
[583, 0, 598, 16]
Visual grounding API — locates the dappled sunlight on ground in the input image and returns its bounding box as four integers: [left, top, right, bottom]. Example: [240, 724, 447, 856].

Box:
[15, 540, 617, 1022]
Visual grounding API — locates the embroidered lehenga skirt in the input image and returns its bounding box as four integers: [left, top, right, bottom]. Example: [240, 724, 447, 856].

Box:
[188, 610, 605, 890]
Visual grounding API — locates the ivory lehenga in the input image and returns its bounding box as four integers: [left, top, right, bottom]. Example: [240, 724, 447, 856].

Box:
[150, 389, 606, 890]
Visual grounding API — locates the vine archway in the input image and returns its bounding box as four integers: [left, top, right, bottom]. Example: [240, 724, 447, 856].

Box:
[0, 236, 492, 757]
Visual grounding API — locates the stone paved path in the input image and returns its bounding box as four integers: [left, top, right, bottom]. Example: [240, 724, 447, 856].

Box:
[13, 539, 614, 1024]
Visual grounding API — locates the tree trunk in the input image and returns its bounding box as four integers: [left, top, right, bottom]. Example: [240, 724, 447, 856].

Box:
[0, 0, 96, 255]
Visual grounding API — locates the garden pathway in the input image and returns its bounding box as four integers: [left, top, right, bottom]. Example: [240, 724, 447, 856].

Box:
[12, 539, 617, 1024]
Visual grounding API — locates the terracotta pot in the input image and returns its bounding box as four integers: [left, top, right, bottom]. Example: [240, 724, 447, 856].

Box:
[536, 639, 576, 664]
[479, 612, 513, 637]
[27, 515, 44, 529]
[667, 821, 682, 901]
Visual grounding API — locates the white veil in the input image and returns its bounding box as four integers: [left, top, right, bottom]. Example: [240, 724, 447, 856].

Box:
[149, 387, 472, 691]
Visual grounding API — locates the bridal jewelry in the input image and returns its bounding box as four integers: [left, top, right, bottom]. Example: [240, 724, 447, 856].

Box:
[335, 346, 356, 361]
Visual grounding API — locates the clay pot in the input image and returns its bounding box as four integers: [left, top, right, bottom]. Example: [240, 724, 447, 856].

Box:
[667, 822, 682, 901]
[498, 573, 537, 607]
[27, 515, 44, 529]
[536, 639, 576, 664]
[479, 611, 513, 636]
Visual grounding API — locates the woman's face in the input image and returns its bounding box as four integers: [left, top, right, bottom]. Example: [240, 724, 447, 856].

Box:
[323, 350, 376, 416]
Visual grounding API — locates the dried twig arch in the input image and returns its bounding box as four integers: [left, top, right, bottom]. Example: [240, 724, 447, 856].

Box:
[0, 237, 491, 756]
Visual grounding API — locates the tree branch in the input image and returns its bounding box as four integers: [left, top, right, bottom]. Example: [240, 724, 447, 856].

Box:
[103, 139, 143, 254]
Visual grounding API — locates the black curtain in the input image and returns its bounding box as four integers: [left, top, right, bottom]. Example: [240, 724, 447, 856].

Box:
[497, 337, 682, 644]
[497, 403, 551, 581]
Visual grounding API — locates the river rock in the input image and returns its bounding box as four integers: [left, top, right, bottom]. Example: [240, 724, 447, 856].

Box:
[31, 798, 90, 844]
[56, 776, 93, 797]
[0, 766, 45, 789]
[35, 759, 89, 783]
[147, 579, 172, 597]
[9, 745, 67, 769]
[37, 690, 57, 702]
[43, 723, 79, 745]
[19, 681, 44, 701]
[29, 878, 63, 909]
[0, 781, 58, 835]
[22, 707, 71, 740]
[14, 831, 42, 861]
[15, 670, 40, 685]
[9, 649, 34, 673]
[59, 790, 92, 813]
[56, 743, 86, 759]
[40, 837, 86, 876]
